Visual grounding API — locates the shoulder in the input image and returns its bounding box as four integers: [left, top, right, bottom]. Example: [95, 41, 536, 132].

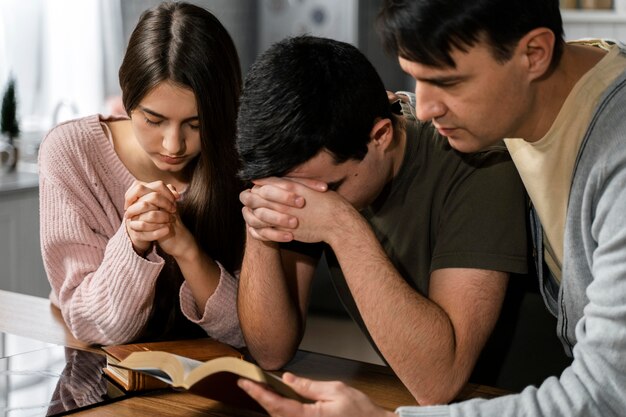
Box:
[579, 73, 626, 174]
[450, 137, 514, 172]
[446, 144, 525, 208]
[594, 65, 626, 130]
[38, 114, 121, 194]
[466, 147, 522, 193]
[40, 115, 106, 163]
[38, 116, 131, 228]
[438, 133, 517, 185]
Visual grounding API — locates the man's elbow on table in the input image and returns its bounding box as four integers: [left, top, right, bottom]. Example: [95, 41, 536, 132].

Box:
[405, 359, 470, 406]
[243, 334, 299, 371]
[250, 348, 296, 371]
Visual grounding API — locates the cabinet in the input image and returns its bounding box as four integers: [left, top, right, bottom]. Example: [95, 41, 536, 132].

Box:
[0, 172, 48, 297]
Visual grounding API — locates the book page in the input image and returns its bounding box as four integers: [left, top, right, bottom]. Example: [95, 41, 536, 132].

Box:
[115, 352, 203, 387]
[175, 355, 204, 380]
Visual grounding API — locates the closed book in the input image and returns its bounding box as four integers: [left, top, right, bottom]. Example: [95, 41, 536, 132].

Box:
[101, 338, 242, 391]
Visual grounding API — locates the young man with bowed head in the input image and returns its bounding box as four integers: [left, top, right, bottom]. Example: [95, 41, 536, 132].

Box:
[235, 35, 530, 406]
[238, 1, 626, 417]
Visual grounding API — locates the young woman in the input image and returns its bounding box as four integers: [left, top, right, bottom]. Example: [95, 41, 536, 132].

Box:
[38, 2, 245, 346]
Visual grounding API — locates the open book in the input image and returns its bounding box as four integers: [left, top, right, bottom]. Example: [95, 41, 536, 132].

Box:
[102, 338, 242, 391]
[111, 350, 308, 411]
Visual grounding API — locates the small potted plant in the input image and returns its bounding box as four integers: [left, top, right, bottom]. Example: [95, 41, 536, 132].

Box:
[0, 77, 20, 173]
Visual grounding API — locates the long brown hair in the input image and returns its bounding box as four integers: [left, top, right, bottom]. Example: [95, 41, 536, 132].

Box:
[119, 2, 244, 273]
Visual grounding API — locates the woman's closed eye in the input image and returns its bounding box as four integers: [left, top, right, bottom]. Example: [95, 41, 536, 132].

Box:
[144, 116, 163, 127]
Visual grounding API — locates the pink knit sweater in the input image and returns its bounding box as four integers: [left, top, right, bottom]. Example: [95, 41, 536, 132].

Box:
[39, 114, 243, 347]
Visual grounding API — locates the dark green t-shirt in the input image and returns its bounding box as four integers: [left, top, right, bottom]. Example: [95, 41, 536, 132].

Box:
[286, 103, 529, 348]
[323, 105, 529, 341]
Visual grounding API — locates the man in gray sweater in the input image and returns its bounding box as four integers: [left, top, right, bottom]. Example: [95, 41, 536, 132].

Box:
[237, 1, 626, 416]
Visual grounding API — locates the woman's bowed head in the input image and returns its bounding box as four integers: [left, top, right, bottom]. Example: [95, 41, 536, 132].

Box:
[38, 2, 245, 346]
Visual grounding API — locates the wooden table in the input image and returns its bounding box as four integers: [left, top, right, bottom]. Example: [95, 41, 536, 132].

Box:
[0, 290, 508, 415]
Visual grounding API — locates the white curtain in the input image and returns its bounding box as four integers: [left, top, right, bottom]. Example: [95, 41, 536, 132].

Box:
[0, 0, 45, 124]
[0, 0, 124, 134]
[0, 11, 7, 86]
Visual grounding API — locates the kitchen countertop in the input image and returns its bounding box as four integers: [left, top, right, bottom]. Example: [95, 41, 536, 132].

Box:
[0, 170, 39, 194]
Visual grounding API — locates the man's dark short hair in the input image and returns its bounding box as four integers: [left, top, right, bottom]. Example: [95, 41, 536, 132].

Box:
[377, 0, 565, 69]
[236, 36, 393, 181]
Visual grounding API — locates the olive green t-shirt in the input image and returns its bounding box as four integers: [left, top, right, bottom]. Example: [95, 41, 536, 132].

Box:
[284, 104, 529, 357]
[324, 105, 529, 342]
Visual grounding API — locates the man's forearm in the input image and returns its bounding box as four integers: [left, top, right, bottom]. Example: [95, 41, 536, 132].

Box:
[238, 235, 303, 369]
[327, 214, 494, 405]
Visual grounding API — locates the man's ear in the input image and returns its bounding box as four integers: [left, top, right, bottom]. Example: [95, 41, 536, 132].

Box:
[517, 27, 556, 81]
[370, 118, 394, 151]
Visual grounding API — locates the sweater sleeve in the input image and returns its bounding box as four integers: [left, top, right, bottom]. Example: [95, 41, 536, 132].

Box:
[179, 262, 244, 348]
[39, 124, 165, 345]
[396, 406, 450, 416]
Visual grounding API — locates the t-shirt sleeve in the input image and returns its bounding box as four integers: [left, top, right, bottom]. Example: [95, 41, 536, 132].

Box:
[430, 151, 529, 275]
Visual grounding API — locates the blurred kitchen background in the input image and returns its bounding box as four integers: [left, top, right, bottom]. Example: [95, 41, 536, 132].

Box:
[1, 0, 626, 366]
[3, 0, 626, 172]
[0, 0, 413, 173]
